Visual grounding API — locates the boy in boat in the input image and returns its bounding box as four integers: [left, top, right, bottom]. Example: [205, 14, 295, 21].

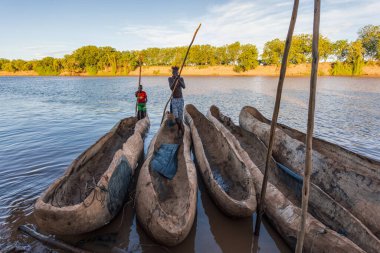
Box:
[135, 84, 147, 120]
[168, 66, 185, 135]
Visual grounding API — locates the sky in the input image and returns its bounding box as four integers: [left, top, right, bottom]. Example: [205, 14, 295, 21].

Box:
[1, 0, 379, 60]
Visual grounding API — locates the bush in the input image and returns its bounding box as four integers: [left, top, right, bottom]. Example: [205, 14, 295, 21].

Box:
[330, 62, 353, 75]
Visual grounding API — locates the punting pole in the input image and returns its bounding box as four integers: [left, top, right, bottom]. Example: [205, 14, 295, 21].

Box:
[160, 23, 201, 124]
[135, 58, 142, 117]
[295, 0, 321, 251]
[253, 0, 300, 236]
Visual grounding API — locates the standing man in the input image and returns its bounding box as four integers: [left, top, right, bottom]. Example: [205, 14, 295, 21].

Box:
[168, 66, 185, 135]
[135, 84, 147, 120]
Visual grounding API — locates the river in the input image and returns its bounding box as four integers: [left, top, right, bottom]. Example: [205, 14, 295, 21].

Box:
[0, 76, 379, 252]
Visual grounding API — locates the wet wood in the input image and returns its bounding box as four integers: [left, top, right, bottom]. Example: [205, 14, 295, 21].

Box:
[34, 116, 150, 235]
[255, 0, 300, 235]
[135, 113, 197, 246]
[239, 105, 380, 252]
[207, 106, 365, 253]
[19, 225, 91, 253]
[185, 104, 256, 217]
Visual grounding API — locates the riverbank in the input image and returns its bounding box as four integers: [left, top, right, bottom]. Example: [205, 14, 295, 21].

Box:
[1, 63, 380, 77]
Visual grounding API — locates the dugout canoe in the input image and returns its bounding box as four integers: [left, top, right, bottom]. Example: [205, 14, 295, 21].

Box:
[185, 104, 256, 217]
[135, 113, 197, 246]
[208, 105, 380, 253]
[34, 116, 150, 235]
[239, 105, 380, 239]
[206, 105, 365, 252]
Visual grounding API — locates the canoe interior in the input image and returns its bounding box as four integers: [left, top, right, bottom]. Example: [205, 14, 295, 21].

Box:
[45, 117, 137, 207]
[209, 106, 301, 206]
[149, 115, 190, 217]
[187, 104, 249, 201]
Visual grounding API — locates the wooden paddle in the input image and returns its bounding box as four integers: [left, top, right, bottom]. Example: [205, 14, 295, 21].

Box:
[160, 23, 201, 124]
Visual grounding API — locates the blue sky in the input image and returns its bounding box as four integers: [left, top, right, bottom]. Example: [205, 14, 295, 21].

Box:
[1, 0, 379, 60]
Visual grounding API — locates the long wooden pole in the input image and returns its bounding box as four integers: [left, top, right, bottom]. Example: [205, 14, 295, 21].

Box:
[295, 0, 321, 251]
[160, 23, 201, 124]
[138, 59, 142, 86]
[254, 0, 299, 236]
[19, 225, 91, 253]
[135, 58, 142, 116]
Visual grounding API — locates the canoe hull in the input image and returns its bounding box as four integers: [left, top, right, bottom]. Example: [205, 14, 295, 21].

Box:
[207, 105, 365, 253]
[185, 104, 256, 217]
[135, 114, 197, 246]
[34, 116, 150, 235]
[239, 106, 380, 238]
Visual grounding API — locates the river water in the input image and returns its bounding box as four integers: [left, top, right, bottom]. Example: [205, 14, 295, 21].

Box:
[0, 76, 379, 252]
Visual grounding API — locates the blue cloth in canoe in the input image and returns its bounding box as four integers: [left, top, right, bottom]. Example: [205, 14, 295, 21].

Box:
[152, 144, 179, 180]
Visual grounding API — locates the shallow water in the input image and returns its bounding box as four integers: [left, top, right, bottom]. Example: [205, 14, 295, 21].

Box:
[0, 76, 379, 252]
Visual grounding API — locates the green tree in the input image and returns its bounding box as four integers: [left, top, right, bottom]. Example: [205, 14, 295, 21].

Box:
[262, 39, 284, 65]
[319, 35, 333, 62]
[2, 62, 16, 72]
[331, 40, 364, 76]
[236, 44, 258, 72]
[215, 46, 228, 65]
[34, 57, 62, 75]
[142, 48, 160, 65]
[289, 34, 312, 64]
[347, 40, 365, 75]
[358, 25, 380, 60]
[0, 58, 10, 71]
[226, 42, 241, 65]
[72, 45, 101, 73]
[333, 40, 350, 61]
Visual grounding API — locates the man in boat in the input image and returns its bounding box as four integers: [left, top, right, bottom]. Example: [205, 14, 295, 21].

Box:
[168, 66, 185, 134]
[135, 84, 147, 120]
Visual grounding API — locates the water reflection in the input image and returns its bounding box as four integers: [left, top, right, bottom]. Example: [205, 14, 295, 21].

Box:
[199, 175, 254, 253]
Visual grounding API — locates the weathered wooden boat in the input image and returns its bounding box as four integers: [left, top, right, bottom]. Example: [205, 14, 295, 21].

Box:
[207, 105, 366, 252]
[34, 116, 150, 235]
[208, 105, 380, 252]
[135, 113, 197, 246]
[185, 104, 256, 217]
[239, 106, 380, 239]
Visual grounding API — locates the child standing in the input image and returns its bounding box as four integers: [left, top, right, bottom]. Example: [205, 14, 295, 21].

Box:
[135, 84, 147, 120]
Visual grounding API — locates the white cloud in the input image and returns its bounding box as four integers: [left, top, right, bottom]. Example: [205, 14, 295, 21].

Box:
[119, 0, 380, 53]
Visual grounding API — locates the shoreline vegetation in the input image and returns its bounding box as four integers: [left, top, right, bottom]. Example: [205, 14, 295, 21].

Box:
[1, 25, 379, 77]
[1, 63, 380, 77]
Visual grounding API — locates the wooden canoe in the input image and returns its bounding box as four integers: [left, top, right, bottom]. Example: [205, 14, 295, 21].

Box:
[34, 116, 150, 235]
[239, 106, 380, 239]
[135, 113, 197, 246]
[185, 104, 256, 217]
[209, 105, 380, 253]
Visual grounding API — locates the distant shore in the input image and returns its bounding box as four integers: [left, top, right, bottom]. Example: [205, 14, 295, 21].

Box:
[1, 63, 380, 77]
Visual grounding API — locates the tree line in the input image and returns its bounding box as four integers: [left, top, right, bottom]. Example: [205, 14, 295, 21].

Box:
[0, 25, 378, 76]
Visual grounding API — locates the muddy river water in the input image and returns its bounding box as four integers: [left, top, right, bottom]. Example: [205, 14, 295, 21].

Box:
[0, 76, 379, 252]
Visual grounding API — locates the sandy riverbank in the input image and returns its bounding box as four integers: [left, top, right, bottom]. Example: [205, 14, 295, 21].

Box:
[1, 63, 380, 77]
